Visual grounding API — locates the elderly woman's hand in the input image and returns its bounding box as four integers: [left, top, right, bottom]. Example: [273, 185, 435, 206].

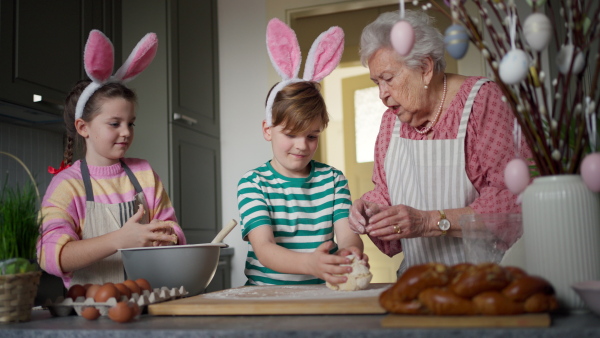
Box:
[365, 204, 432, 241]
[349, 199, 385, 234]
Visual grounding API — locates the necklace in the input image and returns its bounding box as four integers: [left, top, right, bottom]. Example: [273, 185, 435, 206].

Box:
[414, 74, 447, 135]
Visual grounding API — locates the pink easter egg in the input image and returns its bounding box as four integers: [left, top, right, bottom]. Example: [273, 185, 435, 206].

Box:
[504, 158, 531, 195]
[581, 153, 600, 192]
[390, 21, 415, 56]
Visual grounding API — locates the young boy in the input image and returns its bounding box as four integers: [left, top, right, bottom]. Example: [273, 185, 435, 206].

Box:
[237, 80, 365, 286]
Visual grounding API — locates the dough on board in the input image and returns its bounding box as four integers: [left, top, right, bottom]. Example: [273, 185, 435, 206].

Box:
[326, 254, 372, 291]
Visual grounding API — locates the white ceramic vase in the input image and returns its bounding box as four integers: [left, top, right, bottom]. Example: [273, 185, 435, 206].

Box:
[522, 175, 600, 312]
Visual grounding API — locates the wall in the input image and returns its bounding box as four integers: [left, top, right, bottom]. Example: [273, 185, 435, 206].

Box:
[0, 122, 63, 195]
[218, 0, 269, 288]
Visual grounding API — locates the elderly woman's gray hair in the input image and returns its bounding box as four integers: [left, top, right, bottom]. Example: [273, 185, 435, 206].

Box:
[360, 10, 446, 72]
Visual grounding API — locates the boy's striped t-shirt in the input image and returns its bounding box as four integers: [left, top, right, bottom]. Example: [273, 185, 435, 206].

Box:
[237, 160, 351, 285]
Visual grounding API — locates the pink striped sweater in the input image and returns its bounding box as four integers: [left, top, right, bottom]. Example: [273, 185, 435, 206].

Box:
[37, 158, 186, 286]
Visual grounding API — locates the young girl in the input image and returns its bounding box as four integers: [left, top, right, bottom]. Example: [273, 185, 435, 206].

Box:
[237, 19, 366, 286]
[37, 30, 186, 288]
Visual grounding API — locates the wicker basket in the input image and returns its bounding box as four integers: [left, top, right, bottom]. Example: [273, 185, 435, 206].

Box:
[0, 271, 42, 323]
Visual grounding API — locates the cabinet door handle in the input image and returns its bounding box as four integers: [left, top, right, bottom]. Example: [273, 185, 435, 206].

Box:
[173, 113, 197, 125]
[33, 94, 64, 110]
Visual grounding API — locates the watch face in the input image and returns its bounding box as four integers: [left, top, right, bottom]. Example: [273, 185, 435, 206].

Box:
[438, 219, 451, 231]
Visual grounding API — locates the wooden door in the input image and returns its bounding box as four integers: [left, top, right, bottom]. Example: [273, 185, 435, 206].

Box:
[341, 73, 403, 283]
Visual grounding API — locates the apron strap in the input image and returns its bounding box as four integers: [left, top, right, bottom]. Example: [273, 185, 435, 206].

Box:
[457, 78, 491, 139]
[80, 158, 95, 202]
[119, 159, 144, 195]
[80, 159, 145, 202]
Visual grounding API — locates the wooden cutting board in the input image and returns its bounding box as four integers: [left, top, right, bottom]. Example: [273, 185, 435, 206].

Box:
[381, 313, 551, 328]
[148, 283, 390, 315]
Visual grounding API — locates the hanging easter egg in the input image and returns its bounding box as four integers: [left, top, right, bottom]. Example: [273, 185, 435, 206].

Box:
[557, 45, 585, 75]
[444, 24, 469, 59]
[499, 49, 530, 85]
[390, 20, 415, 56]
[443, 0, 467, 6]
[504, 158, 531, 195]
[581, 152, 600, 192]
[523, 13, 552, 51]
[525, 0, 547, 7]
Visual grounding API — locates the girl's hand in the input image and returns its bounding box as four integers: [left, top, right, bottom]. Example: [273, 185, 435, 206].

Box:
[117, 206, 176, 248]
[365, 204, 431, 241]
[305, 242, 353, 285]
[149, 219, 177, 246]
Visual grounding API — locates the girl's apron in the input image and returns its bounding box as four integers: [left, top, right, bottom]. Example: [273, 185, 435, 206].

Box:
[384, 78, 490, 275]
[70, 159, 150, 286]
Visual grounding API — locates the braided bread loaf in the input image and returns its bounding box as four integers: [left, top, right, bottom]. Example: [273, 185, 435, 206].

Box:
[379, 262, 558, 315]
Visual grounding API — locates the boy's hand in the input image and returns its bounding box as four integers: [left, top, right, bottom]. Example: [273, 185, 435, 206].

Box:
[336, 246, 369, 268]
[117, 206, 176, 248]
[306, 241, 353, 285]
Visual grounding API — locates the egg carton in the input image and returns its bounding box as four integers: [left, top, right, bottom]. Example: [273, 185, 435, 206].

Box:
[45, 286, 188, 317]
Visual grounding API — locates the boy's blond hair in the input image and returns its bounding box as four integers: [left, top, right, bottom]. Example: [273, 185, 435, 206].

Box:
[269, 81, 329, 135]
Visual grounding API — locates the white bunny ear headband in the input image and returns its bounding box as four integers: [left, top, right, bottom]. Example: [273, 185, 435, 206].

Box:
[265, 18, 344, 126]
[75, 29, 158, 120]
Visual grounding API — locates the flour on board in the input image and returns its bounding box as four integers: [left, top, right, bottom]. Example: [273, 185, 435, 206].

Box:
[201, 283, 390, 300]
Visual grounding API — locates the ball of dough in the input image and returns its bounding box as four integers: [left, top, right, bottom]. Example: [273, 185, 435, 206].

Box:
[326, 254, 372, 291]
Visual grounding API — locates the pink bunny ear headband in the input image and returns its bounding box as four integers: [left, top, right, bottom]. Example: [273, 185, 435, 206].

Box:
[75, 29, 158, 120]
[265, 18, 344, 126]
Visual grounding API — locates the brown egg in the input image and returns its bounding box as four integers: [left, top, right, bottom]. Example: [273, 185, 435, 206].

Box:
[115, 283, 131, 299]
[135, 278, 152, 292]
[108, 301, 134, 323]
[83, 283, 93, 291]
[85, 284, 101, 299]
[130, 302, 141, 317]
[81, 306, 101, 320]
[123, 280, 141, 295]
[67, 284, 86, 301]
[94, 283, 120, 303]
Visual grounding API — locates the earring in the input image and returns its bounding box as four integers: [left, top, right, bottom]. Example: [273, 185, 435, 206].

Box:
[424, 84, 428, 89]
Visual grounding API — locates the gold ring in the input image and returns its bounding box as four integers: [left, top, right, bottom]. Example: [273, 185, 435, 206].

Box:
[394, 225, 401, 234]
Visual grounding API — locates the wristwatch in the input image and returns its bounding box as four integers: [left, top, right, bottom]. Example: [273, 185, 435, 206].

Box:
[437, 210, 450, 236]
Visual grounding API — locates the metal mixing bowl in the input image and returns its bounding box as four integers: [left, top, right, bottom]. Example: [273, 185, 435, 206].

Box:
[119, 243, 228, 296]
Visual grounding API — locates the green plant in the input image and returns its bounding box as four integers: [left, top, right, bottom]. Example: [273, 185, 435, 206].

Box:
[0, 152, 41, 275]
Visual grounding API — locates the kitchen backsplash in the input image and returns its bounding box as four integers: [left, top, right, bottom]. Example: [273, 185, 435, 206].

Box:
[0, 122, 64, 195]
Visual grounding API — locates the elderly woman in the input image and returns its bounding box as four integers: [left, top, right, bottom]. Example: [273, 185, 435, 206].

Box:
[348, 10, 532, 274]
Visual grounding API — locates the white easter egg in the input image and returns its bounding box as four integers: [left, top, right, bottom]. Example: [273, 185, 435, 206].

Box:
[557, 44, 585, 75]
[523, 13, 552, 51]
[499, 49, 530, 85]
[581, 153, 600, 192]
[504, 158, 531, 195]
[390, 20, 415, 56]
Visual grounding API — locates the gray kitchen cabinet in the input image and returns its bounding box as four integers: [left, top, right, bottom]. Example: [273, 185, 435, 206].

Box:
[167, 0, 222, 245]
[205, 248, 233, 293]
[169, 0, 219, 137]
[0, 0, 121, 125]
[171, 124, 222, 244]
[122, 0, 227, 291]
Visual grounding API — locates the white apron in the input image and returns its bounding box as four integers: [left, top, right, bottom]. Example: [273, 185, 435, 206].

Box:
[384, 78, 490, 275]
[70, 159, 150, 286]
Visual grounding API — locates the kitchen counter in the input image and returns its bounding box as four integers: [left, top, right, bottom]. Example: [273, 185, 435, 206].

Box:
[1, 310, 599, 337]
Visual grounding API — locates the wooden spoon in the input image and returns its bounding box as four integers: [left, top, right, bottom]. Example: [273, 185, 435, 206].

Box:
[211, 219, 238, 243]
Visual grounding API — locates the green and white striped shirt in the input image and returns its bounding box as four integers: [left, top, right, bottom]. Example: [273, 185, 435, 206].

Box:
[237, 160, 351, 285]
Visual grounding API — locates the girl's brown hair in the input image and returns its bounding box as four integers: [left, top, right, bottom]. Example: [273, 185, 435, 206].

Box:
[269, 81, 329, 135]
[62, 80, 137, 165]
